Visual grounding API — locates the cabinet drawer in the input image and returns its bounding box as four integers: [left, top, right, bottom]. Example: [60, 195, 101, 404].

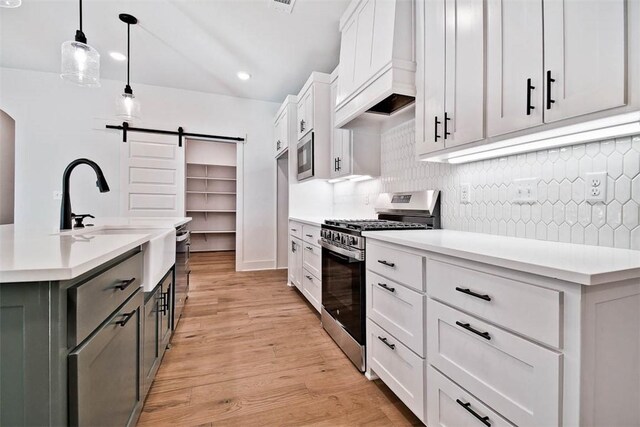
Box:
[289, 220, 303, 239]
[367, 271, 425, 356]
[427, 259, 561, 347]
[69, 251, 143, 347]
[427, 365, 512, 427]
[302, 269, 321, 312]
[69, 290, 143, 427]
[367, 319, 425, 421]
[427, 299, 561, 427]
[302, 224, 321, 246]
[302, 242, 321, 279]
[366, 242, 424, 291]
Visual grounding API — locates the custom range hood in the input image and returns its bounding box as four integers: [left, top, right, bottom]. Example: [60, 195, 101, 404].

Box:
[334, 0, 416, 128]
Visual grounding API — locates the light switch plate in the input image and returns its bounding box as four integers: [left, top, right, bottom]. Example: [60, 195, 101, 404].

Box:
[513, 177, 538, 204]
[585, 171, 607, 203]
[460, 183, 471, 204]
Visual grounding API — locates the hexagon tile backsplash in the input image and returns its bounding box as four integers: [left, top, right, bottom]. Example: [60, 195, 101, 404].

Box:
[333, 119, 640, 250]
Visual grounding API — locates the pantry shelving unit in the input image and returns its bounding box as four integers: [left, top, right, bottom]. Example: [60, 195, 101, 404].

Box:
[185, 150, 237, 252]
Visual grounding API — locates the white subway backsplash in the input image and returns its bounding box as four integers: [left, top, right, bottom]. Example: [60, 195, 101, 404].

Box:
[333, 119, 640, 250]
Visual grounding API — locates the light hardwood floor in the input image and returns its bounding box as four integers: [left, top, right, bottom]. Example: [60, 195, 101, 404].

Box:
[138, 251, 422, 426]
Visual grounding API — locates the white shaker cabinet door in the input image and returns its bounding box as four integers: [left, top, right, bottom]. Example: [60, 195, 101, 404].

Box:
[486, 0, 544, 137]
[543, 0, 627, 123]
[444, 0, 485, 147]
[416, 0, 446, 156]
[337, 16, 358, 108]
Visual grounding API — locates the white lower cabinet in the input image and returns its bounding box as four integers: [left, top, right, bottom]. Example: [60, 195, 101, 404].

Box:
[366, 242, 427, 422]
[364, 238, 640, 427]
[428, 299, 561, 427]
[367, 319, 425, 419]
[427, 365, 513, 427]
[289, 220, 322, 313]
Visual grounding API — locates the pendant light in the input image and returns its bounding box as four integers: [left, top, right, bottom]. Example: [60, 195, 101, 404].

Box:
[0, 0, 22, 8]
[60, 0, 100, 87]
[115, 14, 140, 121]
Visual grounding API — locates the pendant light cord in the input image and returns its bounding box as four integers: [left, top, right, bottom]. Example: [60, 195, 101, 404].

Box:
[79, 0, 83, 32]
[127, 23, 130, 87]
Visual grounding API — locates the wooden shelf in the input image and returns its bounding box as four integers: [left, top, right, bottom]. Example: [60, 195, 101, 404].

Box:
[187, 162, 236, 168]
[191, 230, 236, 234]
[186, 176, 236, 181]
[187, 191, 236, 195]
[187, 209, 236, 213]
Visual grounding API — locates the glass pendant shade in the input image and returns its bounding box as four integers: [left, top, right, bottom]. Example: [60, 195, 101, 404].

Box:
[0, 0, 22, 8]
[61, 40, 100, 87]
[116, 92, 140, 121]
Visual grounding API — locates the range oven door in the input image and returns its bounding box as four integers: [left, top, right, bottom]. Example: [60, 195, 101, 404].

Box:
[321, 246, 366, 345]
[297, 132, 314, 181]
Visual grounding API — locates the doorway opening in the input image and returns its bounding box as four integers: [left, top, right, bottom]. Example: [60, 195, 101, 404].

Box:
[276, 151, 289, 269]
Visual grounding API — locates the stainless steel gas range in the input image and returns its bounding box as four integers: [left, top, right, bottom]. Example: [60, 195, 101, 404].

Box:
[319, 190, 441, 371]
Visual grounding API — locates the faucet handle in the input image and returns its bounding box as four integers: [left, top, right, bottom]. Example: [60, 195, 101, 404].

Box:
[72, 213, 95, 229]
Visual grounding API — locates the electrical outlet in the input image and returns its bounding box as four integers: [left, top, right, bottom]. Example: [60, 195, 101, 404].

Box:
[53, 190, 62, 200]
[513, 177, 538, 204]
[460, 184, 471, 204]
[585, 171, 607, 203]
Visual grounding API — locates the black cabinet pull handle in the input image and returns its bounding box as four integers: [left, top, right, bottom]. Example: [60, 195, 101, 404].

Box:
[456, 321, 491, 340]
[337, 157, 341, 171]
[456, 399, 491, 426]
[434, 116, 441, 141]
[116, 310, 136, 327]
[291, 228, 297, 232]
[306, 234, 314, 238]
[377, 283, 396, 293]
[300, 119, 305, 132]
[455, 287, 491, 301]
[334, 158, 338, 172]
[546, 70, 555, 110]
[526, 78, 535, 115]
[377, 260, 395, 268]
[305, 275, 313, 281]
[115, 278, 136, 291]
[378, 336, 396, 350]
[305, 246, 313, 251]
[444, 112, 451, 138]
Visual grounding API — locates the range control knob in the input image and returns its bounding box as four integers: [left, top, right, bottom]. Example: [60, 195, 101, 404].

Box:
[349, 236, 358, 246]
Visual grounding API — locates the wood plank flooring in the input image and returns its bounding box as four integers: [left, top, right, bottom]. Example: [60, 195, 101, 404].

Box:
[138, 251, 422, 426]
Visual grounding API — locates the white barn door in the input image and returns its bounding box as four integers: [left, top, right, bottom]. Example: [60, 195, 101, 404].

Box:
[120, 132, 185, 217]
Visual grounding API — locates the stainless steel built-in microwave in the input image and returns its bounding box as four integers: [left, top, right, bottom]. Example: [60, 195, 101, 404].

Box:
[297, 132, 314, 181]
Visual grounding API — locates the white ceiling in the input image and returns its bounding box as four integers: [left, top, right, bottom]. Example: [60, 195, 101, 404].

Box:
[0, 0, 350, 103]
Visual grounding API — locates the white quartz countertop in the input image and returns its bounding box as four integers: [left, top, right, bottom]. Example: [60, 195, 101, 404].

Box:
[0, 217, 191, 283]
[362, 229, 640, 286]
[289, 216, 326, 227]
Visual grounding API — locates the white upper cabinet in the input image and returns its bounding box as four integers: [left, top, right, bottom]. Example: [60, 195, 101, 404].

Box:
[443, 0, 485, 147]
[274, 95, 296, 158]
[416, 0, 485, 155]
[417, 0, 639, 162]
[336, 0, 416, 128]
[543, 0, 627, 123]
[294, 72, 332, 180]
[486, 0, 544, 137]
[330, 68, 381, 179]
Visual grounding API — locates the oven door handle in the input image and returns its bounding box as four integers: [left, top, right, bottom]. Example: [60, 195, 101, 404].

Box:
[319, 240, 361, 262]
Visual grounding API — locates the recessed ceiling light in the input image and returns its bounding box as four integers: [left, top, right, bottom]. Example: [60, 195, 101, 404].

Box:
[237, 71, 251, 81]
[110, 51, 127, 61]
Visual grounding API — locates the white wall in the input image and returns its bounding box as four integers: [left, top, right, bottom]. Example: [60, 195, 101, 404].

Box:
[0, 67, 279, 269]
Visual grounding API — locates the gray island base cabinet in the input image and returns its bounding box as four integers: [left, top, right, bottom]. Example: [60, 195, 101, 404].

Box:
[0, 247, 175, 427]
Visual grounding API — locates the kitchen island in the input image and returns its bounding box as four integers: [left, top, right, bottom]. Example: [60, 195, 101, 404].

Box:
[0, 217, 190, 427]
